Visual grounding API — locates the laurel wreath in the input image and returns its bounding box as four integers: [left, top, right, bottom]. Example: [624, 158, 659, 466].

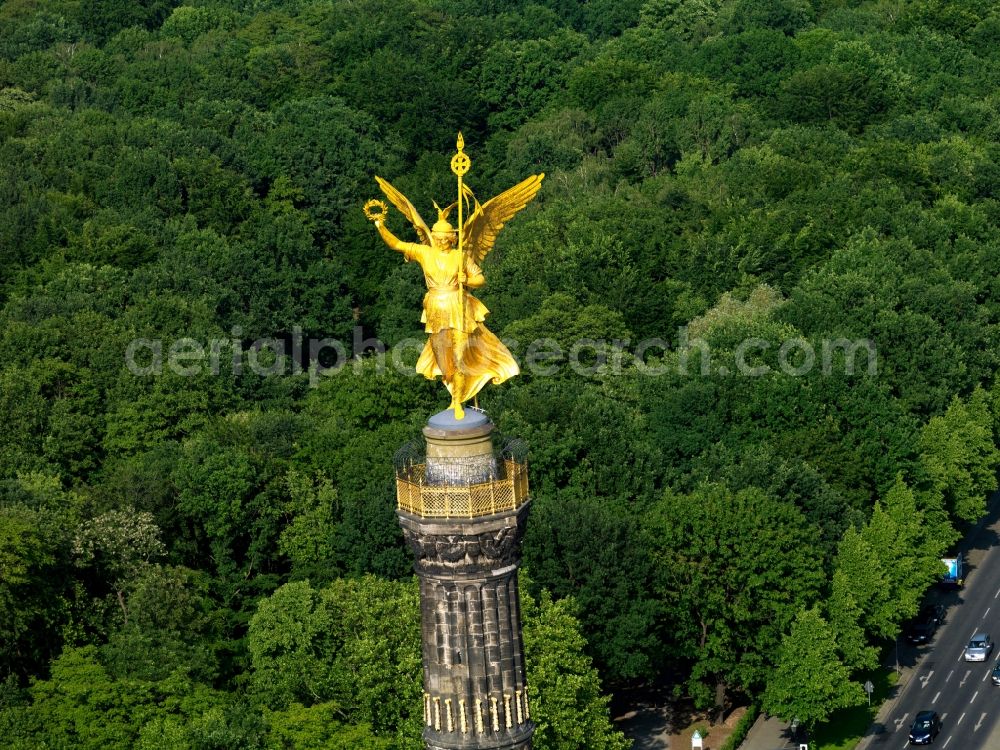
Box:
[363, 199, 388, 222]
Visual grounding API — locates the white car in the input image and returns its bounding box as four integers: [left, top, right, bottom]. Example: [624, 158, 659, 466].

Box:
[964, 633, 993, 661]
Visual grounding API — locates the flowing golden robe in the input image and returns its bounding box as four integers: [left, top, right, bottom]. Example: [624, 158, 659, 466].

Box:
[380, 227, 519, 403]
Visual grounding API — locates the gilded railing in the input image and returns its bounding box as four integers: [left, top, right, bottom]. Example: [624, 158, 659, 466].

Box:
[396, 459, 530, 519]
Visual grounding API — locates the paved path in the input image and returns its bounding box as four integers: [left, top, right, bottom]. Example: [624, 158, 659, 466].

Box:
[738, 714, 799, 750]
[616, 702, 671, 749]
[613, 685, 673, 749]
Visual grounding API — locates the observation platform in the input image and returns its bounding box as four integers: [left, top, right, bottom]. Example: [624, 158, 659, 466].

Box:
[394, 408, 530, 520]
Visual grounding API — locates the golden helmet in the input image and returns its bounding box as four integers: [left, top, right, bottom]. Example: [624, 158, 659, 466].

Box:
[432, 201, 457, 235]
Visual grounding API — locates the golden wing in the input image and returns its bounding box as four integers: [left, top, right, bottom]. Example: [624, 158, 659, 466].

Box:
[375, 176, 431, 245]
[463, 173, 544, 264]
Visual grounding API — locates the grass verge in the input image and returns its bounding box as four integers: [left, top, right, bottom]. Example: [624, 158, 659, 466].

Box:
[811, 669, 899, 750]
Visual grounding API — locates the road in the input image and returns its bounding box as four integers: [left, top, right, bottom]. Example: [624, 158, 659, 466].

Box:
[865, 494, 1000, 749]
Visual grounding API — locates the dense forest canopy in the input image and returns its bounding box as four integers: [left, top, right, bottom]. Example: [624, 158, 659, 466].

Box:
[2, 0, 1000, 745]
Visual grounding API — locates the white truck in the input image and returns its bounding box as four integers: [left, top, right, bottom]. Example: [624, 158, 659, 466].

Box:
[941, 554, 964, 589]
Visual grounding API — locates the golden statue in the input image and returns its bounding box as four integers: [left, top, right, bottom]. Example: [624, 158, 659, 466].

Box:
[366, 133, 543, 419]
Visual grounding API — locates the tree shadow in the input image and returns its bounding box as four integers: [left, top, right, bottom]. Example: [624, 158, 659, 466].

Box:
[613, 683, 674, 750]
[955, 488, 1000, 560]
[864, 722, 892, 743]
[928, 490, 1000, 618]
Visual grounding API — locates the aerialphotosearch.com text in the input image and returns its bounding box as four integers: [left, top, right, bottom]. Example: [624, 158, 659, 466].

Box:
[125, 326, 877, 387]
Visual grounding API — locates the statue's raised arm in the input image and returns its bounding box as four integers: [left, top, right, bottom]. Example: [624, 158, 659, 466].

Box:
[371, 176, 432, 255]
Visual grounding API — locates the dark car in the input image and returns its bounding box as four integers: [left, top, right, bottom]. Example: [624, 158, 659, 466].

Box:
[909, 710, 941, 745]
[906, 604, 945, 645]
[992, 663, 1000, 686]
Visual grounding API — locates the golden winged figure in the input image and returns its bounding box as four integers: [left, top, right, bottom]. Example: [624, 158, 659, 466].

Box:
[369, 145, 543, 419]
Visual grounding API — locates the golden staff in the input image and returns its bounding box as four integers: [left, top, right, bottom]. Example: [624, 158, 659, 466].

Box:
[450, 132, 471, 333]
